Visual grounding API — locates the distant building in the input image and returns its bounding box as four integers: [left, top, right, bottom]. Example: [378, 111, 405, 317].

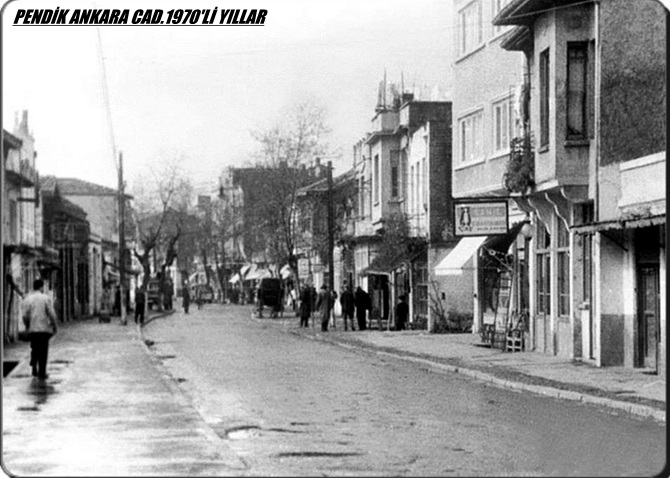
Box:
[41, 183, 96, 320]
[349, 86, 459, 331]
[40, 176, 137, 316]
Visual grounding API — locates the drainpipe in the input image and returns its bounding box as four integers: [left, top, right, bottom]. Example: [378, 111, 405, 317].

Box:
[593, 0, 602, 366]
[594, 0, 601, 222]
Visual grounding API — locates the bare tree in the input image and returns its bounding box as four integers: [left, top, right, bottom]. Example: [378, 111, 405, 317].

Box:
[130, 156, 194, 303]
[244, 99, 333, 277]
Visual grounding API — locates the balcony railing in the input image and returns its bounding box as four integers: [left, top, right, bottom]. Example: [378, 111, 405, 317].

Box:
[503, 135, 534, 194]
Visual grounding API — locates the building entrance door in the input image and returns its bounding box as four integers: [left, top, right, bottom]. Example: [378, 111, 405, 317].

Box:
[637, 265, 659, 371]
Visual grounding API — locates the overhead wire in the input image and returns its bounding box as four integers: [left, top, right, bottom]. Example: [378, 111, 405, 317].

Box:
[95, 25, 119, 173]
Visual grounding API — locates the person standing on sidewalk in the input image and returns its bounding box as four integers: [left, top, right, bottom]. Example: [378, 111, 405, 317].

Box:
[339, 284, 355, 331]
[134, 286, 146, 325]
[183, 287, 191, 314]
[315, 285, 332, 332]
[298, 285, 313, 328]
[22, 279, 58, 379]
[354, 286, 370, 331]
[395, 294, 409, 331]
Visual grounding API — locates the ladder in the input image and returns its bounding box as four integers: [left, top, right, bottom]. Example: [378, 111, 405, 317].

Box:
[492, 271, 513, 349]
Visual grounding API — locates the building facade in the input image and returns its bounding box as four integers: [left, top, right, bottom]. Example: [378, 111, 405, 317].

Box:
[2, 112, 54, 343]
[445, 0, 529, 341]
[495, 0, 666, 372]
[40, 176, 136, 317]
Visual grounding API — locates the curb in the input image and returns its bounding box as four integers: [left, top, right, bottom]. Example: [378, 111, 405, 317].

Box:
[291, 329, 666, 423]
[137, 309, 249, 472]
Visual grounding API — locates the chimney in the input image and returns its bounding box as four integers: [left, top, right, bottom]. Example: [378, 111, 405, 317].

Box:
[20, 110, 29, 133]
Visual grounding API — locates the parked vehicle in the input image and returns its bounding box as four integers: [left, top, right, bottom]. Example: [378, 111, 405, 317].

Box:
[147, 278, 174, 310]
[257, 278, 283, 318]
[192, 284, 214, 304]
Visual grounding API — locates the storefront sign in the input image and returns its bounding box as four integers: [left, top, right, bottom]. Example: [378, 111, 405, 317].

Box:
[453, 200, 509, 236]
[297, 258, 310, 277]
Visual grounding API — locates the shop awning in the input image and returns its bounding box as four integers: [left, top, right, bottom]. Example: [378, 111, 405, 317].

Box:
[572, 215, 665, 234]
[245, 266, 272, 280]
[482, 221, 527, 254]
[240, 264, 252, 279]
[434, 236, 488, 276]
[280, 264, 294, 279]
[228, 273, 241, 284]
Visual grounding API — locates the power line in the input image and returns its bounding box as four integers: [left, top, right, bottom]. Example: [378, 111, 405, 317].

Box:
[95, 26, 118, 173]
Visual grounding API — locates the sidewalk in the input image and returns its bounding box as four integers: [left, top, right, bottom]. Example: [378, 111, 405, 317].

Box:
[283, 318, 666, 422]
[2, 314, 248, 477]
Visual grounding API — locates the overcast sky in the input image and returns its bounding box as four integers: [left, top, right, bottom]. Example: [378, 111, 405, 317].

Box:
[3, 0, 454, 193]
[2, 0, 452, 194]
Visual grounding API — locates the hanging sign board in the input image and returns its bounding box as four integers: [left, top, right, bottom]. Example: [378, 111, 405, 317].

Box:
[453, 200, 509, 236]
[298, 258, 310, 277]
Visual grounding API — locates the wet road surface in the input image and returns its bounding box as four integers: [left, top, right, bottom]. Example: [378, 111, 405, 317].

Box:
[143, 304, 667, 476]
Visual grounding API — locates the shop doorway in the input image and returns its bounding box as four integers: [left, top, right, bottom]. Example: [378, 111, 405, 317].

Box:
[637, 265, 659, 371]
[635, 226, 660, 372]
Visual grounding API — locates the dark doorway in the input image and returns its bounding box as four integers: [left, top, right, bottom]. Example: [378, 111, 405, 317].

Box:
[637, 266, 659, 371]
[635, 226, 661, 372]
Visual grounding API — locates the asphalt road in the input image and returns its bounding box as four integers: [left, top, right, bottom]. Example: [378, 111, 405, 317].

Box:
[143, 304, 667, 476]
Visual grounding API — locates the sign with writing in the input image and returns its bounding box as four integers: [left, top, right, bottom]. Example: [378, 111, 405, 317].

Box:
[297, 258, 310, 278]
[453, 200, 509, 236]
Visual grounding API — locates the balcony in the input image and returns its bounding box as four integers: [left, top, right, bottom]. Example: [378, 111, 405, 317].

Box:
[370, 110, 399, 135]
[5, 159, 37, 187]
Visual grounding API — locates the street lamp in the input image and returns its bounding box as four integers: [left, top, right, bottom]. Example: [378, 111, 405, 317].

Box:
[520, 217, 534, 240]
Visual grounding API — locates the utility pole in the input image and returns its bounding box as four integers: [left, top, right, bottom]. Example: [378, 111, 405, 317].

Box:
[118, 151, 127, 326]
[327, 160, 335, 329]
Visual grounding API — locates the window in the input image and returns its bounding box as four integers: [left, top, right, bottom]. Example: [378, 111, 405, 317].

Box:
[373, 155, 380, 203]
[567, 42, 588, 139]
[422, 157, 428, 208]
[539, 48, 550, 147]
[8, 199, 17, 243]
[459, 0, 483, 56]
[459, 110, 484, 163]
[400, 151, 407, 200]
[536, 222, 551, 314]
[493, 97, 514, 153]
[359, 176, 365, 217]
[414, 261, 428, 321]
[391, 165, 399, 198]
[410, 165, 415, 213]
[390, 150, 399, 199]
[492, 0, 512, 35]
[557, 219, 570, 316]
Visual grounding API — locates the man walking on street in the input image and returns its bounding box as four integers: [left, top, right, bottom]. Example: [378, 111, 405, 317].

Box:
[22, 279, 58, 380]
[316, 285, 332, 332]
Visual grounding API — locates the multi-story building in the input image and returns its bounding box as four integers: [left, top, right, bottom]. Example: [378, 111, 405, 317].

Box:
[40, 176, 136, 317]
[397, 98, 464, 331]
[443, 0, 531, 340]
[494, 0, 666, 373]
[2, 112, 56, 342]
[350, 86, 461, 330]
[41, 184, 97, 320]
[295, 167, 357, 292]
